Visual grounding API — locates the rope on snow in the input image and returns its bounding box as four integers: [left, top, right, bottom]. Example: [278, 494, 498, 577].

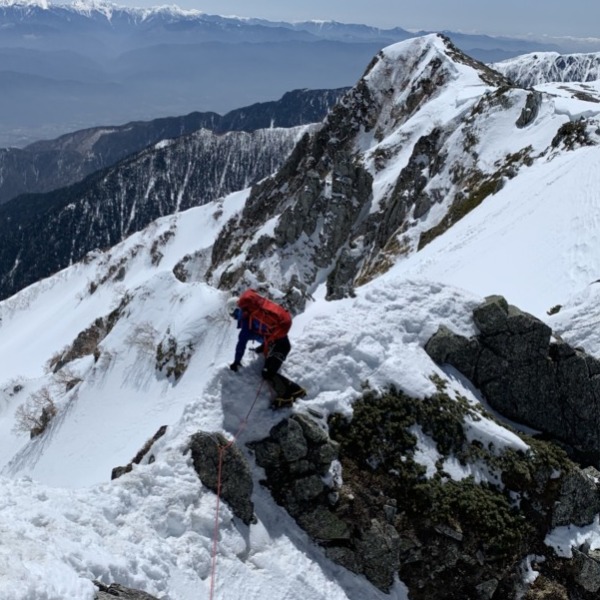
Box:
[208, 379, 264, 600]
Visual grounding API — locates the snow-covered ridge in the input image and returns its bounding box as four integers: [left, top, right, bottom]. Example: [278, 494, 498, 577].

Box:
[0, 0, 203, 18]
[492, 50, 600, 87]
[0, 184, 505, 599]
[207, 33, 600, 301]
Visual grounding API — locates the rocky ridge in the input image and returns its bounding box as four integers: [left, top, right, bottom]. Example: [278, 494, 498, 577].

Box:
[0, 125, 310, 300]
[0, 88, 347, 206]
[492, 51, 600, 87]
[206, 34, 600, 310]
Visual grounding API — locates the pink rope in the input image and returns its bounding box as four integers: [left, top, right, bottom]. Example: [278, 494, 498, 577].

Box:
[208, 380, 264, 600]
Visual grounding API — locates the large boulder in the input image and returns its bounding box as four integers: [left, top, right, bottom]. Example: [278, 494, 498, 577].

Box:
[187, 431, 255, 525]
[426, 295, 600, 467]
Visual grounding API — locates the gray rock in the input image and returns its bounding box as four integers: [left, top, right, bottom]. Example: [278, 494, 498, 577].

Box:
[94, 582, 160, 599]
[573, 547, 600, 593]
[187, 432, 255, 525]
[251, 439, 282, 470]
[356, 519, 401, 592]
[472, 295, 510, 335]
[426, 295, 600, 471]
[292, 474, 325, 501]
[516, 91, 543, 129]
[424, 325, 479, 380]
[475, 578, 499, 600]
[296, 505, 351, 541]
[270, 418, 308, 462]
[552, 467, 600, 527]
[292, 413, 330, 445]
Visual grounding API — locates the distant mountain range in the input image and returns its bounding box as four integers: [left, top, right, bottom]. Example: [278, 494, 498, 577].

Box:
[0, 0, 582, 148]
[3, 29, 600, 303]
[0, 85, 349, 299]
[0, 87, 347, 205]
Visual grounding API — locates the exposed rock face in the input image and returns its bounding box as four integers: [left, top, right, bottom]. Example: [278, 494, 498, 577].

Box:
[492, 51, 600, 88]
[206, 35, 545, 305]
[254, 388, 600, 598]
[187, 431, 255, 525]
[249, 414, 403, 590]
[516, 91, 543, 128]
[0, 125, 308, 301]
[207, 80, 377, 306]
[425, 295, 600, 467]
[50, 297, 130, 373]
[573, 546, 600, 593]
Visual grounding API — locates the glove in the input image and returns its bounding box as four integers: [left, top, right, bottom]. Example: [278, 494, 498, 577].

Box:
[229, 362, 241, 372]
[253, 345, 264, 354]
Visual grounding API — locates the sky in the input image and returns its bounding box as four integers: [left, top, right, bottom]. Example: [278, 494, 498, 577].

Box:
[4, 33, 600, 600]
[118, 0, 600, 39]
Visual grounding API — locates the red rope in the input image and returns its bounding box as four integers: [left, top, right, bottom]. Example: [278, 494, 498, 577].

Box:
[208, 380, 264, 600]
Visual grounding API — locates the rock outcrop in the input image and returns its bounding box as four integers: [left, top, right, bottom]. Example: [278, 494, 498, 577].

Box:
[206, 35, 547, 307]
[425, 295, 600, 467]
[254, 388, 600, 598]
[250, 414, 403, 589]
[111, 426, 167, 481]
[94, 581, 160, 599]
[188, 431, 255, 525]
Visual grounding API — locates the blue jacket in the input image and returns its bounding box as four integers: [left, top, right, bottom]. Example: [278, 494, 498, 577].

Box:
[233, 308, 264, 364]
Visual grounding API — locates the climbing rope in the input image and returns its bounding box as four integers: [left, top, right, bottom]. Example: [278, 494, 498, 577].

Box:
[208, 379, 264, 600]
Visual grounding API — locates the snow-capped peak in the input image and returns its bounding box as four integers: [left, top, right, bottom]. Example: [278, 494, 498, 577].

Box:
[0, 0, 50, 8]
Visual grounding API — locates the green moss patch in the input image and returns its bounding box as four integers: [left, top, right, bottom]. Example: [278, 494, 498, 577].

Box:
[326, 384, 587, 597]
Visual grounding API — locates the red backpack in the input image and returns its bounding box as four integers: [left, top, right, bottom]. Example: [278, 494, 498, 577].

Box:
[237, 289, 292, 348]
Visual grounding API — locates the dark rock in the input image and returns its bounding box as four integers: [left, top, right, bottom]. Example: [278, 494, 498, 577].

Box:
[552, 466, 600, 527]
[424, 324, 480, 380]
[516, 91, 543, 128]
[94, 581, 160, 599]
[188, 431, 255, 525]
[475, 578, 499, 600]
[292, 474, 325, 502]
[472, 295, 510, 335]
[270, 418, 308, 462]
[297, 505, 351, 541]
[426, 295, 600, 469]
[111, 425, 167, 481]
[356, 519, 401, 591]
[573, 547, 600, 593]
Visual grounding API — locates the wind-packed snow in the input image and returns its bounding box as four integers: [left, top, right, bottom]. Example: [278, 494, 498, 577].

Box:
[2, 34, 600, 600]
[393, 145, 600, 317]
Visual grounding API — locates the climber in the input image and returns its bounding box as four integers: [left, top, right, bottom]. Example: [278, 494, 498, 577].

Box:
[228, 289, 306, 408]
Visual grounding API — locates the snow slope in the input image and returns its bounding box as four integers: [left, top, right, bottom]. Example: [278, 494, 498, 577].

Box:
[395, 144, 600, 317]
[0, 179, 533, 599]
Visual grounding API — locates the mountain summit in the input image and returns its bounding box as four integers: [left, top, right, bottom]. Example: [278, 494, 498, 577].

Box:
[207, 34, 525, 302]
